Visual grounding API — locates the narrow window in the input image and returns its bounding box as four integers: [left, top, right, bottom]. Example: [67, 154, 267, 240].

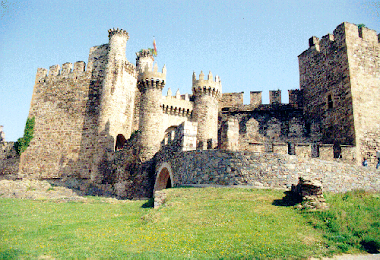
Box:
[327, 94, 333, 109]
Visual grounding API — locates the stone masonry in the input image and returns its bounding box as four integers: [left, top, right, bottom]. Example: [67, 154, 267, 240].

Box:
[4, 22, 377, 198]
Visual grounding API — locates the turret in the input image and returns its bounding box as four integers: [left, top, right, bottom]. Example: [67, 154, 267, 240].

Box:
[192, 71, 222, 149]
[138, 63, 167, 161]
[93, 28, 137, 181]
[136, 49, 154, 73]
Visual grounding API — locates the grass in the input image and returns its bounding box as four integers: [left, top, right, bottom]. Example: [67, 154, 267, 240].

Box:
[0, 187, 379, 259]
[301, 190, 380, 254]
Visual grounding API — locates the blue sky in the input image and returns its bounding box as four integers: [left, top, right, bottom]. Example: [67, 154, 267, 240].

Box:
[0, 0, 379, 141]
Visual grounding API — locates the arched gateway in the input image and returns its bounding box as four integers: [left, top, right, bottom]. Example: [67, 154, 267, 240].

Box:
[154, 162, 174, 192]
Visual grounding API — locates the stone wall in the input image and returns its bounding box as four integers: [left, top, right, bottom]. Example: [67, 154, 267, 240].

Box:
[19, 44, 109, 179]
[221, 105, 309, 151]
[219, 92, 243, 110]
[345, 24, 380, 166]
[0, 142, 19, 176]
[155, 150, 380, 193]
[299, 22, 356, 146]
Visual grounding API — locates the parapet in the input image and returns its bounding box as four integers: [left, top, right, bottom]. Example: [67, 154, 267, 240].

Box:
[288, 89, 303, 108]
[303, 22, 379, 56]
[192, 71, 222, 98]
[269, 90, 281, 105]
[108, 28, 129, 40]
[35, 61, 89, 82]
[136, 49, 154, 73]
[138, 63, 166, 82]
[162, 90, 194, 118]
[219, 92, 243, 109]
[250, 91, 262, 107]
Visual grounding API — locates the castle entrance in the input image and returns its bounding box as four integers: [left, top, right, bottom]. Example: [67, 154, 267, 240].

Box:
[155, 163, 173, 192]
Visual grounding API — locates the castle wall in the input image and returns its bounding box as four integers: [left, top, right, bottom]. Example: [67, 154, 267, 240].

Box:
[0, 142, 19, 176]
[223, 107, 308, 151]
[155, 151, 380, 193]
[219, 92, 243, 110]
[345, 24, 380, 166]
[298, 23, 355, 145]
[19, 44, 109, 178]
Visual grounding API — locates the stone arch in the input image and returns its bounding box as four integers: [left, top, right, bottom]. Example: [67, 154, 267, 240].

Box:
[154, 162, 174, 192]
[115, 134, 126, 151]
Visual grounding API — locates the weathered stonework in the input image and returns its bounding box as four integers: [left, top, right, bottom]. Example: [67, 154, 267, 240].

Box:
[12, 22, 379, 198]
[0, 142, 19, 177]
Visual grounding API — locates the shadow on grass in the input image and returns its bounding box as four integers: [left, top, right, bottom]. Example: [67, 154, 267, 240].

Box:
[361, 238, 380, 254]
[0, 248, 22, 260]
[141, 197, 154, 208]
[272, 190, 302, 207]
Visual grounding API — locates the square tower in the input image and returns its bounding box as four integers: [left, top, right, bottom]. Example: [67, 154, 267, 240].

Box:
[298, 22, 380, 165]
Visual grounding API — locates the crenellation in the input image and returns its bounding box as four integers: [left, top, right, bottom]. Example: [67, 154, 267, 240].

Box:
[192, 70, 222, 99]
[269, 90, 281, 104]
[250, 91, 262, 107]
[14, 22, 380, 198]
[48, 64, 60, 76]
[139, 63, 166, 82]
[73, 61, 86, 73]
[359, 26, 378, 43]
[61, 62, 73, 76]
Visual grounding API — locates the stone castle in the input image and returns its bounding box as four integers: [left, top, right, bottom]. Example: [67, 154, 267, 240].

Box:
[1, 22, 379, 198]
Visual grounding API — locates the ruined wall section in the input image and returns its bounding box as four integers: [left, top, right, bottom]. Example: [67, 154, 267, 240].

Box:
[19, 44, 109, 179]
[345, 24, 380, 166]
[298, 23, 355, 145]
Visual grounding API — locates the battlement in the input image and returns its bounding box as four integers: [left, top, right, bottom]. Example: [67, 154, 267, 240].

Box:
[108, 28, 129, 40]
[124, 61, 137, 78]
[219, 89, 303, 111]
[305, 22, 379, 55]
[35, 61, 88, 82]
[136, 49, 154, 59]
[138, 63, 166, 82]
[192, 71, 222, 98]
[162, 92, 194, 118]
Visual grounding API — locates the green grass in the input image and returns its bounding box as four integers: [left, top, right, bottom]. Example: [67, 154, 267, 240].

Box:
[0, 187, 379, 259]
[302, 190, 380, 254]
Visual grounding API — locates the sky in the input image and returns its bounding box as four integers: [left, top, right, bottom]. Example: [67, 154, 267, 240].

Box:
[0, 0, 379, 141]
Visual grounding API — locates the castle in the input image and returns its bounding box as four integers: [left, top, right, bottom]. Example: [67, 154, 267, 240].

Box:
[2, 22, 379, 198]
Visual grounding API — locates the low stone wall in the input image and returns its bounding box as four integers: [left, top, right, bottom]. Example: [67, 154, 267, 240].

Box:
[0, 142, 19, 177]
[155, 150, 380, 193]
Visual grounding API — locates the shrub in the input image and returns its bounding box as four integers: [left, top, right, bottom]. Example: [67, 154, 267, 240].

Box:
[14, 117, 35, 155]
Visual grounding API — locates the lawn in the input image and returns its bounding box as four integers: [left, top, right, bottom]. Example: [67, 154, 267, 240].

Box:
[1, 187, 379, 259]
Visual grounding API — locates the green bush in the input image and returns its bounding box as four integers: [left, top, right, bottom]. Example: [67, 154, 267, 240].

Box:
[14, 117, 35, 155]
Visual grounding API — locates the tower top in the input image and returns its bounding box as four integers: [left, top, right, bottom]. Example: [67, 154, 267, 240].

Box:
[192, 71, 222, 98]
[136, 49, 154, 58]
[108, 28, 129, 40]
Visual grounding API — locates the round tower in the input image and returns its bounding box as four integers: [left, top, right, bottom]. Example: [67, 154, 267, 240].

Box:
[138, 63, 167, 161]
[192, 71, 222, 149]
[136, 49, 154, 73]
[132, 50, 155, 132]
[93, 28, 137, 181]
[97, 28, 136, 149]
